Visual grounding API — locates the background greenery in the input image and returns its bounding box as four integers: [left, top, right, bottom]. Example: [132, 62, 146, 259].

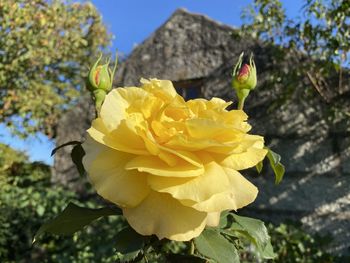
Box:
[0, 0, 349, 262]
[0, 0, 110, 138]
[0, 144, 345, 262]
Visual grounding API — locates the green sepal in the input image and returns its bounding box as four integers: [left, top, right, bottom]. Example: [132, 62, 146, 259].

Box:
[88, 53, 103, 90]
[256, 161, 263, 173]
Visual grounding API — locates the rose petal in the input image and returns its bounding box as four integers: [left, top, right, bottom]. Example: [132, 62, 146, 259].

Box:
[185, 168, 258, 212]
[125, 155, 204, 177]
[123, 191, 207, 241]
[206, 212, 221, 227]
[117, 87, 163, 119]
[149, 162, 258, 213]
[82, 137, 150, 207]
[215, 138, 267, 170]
[140, 78, 177, 100]
[148, 161, 231, 203]
[87, 118, 149, 155]
[100, 89, 128, 131]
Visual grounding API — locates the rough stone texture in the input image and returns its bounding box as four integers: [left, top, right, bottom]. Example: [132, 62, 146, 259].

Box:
[52, 94, 95, 192]
[53, 9, 350, 254]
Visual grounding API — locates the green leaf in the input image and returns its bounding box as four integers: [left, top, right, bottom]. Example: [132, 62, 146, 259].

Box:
[115, 226, 148, 263]
[219, 211, 231, 228]
[260, 241, 276, 259]
[231, 214, 276, 259]
[194, 228, 240, 263]
[256, 161, 263, 173]
[266, 147, 285, 184]
[166, 254, 207, 263]
[71, 143, 86, 176]
[51, 141, 81, 156]
[33, 202, 121, 243]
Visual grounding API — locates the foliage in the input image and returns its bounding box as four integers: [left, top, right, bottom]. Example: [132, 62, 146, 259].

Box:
[256, 147, 285, 184]
[0, 146, 124, 263]
[240, 0, 350, 125]
[0, 143, 27, 172]
[242, 0, 349, 67]
[0, 0, 111, 138]
[36, 201, 275, 262]
[241, 222, 348, 263]
[0, 144, 346, 262]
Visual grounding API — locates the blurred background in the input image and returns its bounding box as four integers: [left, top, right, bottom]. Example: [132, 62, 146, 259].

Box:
[0, 0, 349, 262]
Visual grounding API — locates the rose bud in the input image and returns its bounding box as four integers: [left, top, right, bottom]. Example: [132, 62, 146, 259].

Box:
[87, 54, 118, 112]
[232, 52, 257, 109]
[88, 54, 115, 92]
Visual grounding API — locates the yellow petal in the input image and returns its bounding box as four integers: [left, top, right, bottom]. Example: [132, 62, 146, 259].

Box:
[136, 124, 203, 167]
[100, 89, 128, 132]
[82, 137, 150, 207]
[148, 161, 231, 204]
[140, 78, 177, 100]
[87, 118, 149, 155]
[125, 155, 204, 177]
[165, 134, 232, 152]
[223, 167, 258, 210]
[123, 191, 207, 241]
[149, 162, 258, 213]
[158, 144, 203, 168]
[117, 87, 163, 119]
[186, 118, 232, 139]
[183, 191, 241, 212]
[206, 212, 221, 227]
[216, 139, 267, 170]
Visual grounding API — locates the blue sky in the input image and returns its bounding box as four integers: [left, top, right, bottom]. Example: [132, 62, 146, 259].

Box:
[0, 0, 302, 164]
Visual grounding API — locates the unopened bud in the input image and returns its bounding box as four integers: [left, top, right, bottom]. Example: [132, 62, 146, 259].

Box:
[87, 53, 118, 113]
[88, 54, 117, 92]
[232, 52, 257, 109]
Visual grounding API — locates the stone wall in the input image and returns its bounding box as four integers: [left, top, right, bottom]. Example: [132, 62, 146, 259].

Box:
[53, 9, 350, 255]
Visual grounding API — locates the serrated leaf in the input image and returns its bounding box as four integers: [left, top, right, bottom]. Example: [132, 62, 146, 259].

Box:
[115, 226, 147, 263]
[232, 214, 276, 259]
[51, 141, 81, 156]
[260, 241, 276, 259]
[194, 228, 239, 263]
[256, 161, 263, 173]
[71, 143, 85, 176]
[33, 202, 121, 243]
[266, 147, 285, 184]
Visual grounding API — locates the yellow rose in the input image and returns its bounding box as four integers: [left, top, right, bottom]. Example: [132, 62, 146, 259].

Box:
[82, 78, 267, 241]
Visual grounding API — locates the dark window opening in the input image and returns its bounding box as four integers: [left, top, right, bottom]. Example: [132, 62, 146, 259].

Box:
[173, 78, 205, 100]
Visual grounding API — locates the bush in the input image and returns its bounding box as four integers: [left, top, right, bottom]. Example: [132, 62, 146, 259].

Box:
[0, 150, 124, 262]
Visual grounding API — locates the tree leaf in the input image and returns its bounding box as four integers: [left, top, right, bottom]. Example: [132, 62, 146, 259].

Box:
[194, 228, 240, 263]
[266, 147, 285, 184]
[71, 143, 86, 176]
[51, 141, 81, 156]
[33, 202, 121, 243]
[231, 214, 276, 259]
[115, 226, 148, 263]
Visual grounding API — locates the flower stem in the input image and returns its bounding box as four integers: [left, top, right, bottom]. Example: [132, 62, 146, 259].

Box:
[238, 97, 245, 110]
[189, 240, 195, 255]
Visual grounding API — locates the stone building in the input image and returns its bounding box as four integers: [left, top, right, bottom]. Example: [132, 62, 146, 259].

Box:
[53, 9, 350, 255]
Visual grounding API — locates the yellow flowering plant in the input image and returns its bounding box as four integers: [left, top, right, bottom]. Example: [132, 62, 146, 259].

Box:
[35, 52, 284, 263]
